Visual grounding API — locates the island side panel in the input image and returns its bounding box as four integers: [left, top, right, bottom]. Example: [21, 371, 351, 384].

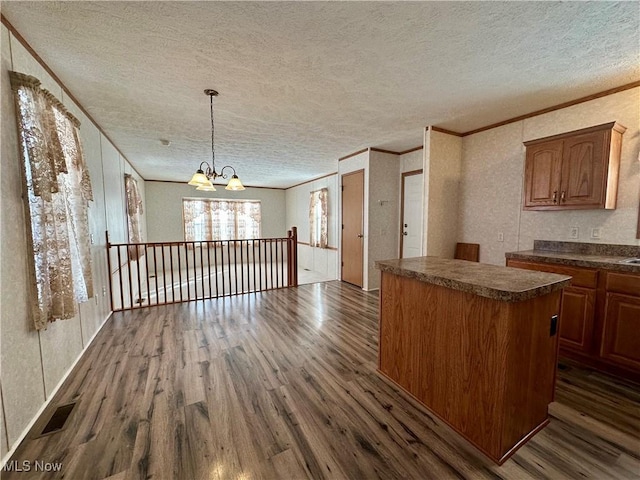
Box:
[500, 291, 561, 459]
[379, 271, 426, 395]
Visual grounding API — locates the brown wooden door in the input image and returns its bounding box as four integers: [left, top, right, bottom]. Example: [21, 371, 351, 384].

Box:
[559, 286, 596, 354]
[523, 140, 563, 208]
[600, 292, 640, 369]
[560, 130, 606, 207]
[341, 170, 364, 287]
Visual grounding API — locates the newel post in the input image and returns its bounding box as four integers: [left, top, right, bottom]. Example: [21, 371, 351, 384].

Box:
[287, 226, 298, 287]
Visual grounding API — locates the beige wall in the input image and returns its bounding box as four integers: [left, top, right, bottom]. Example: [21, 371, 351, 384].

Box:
[400, 148, 423, 174]
[368, 151, 400, 289]
[285, 174, 339, 278]
[0, 23, 144, 458]
[337, 150, 401, 290]
[424, 130, 463, 258]
[458, 87, 640, 266]
[145, 181, 286, 242]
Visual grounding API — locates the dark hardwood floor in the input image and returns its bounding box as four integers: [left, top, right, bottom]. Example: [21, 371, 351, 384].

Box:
[3, 281, 639, 479]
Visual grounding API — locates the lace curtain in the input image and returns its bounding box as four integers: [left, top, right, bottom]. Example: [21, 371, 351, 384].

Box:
[183, 199, 261, 241]
[124, 174, 144, 259]
[10, 72, 94, 330]
[309, 188, 328, 248]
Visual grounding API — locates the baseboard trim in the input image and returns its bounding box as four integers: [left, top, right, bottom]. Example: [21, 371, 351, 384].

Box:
[1, 311, 112, 467]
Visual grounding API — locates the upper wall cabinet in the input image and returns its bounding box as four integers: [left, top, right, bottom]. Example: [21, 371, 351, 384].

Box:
[523, 122, 626, 210]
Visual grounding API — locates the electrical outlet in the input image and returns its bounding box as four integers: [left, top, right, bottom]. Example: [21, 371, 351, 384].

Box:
[498, 232, 504, 242]
[591, 228, 601, 239]
[570, 227, 579, 239]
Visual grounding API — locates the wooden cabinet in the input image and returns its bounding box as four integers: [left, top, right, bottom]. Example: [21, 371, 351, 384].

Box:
[601, 272, 640, 370]
[507, 259, 640, 381]
[523, 122, 626, 211]
[558, 286, 596, 354]
[506, 260, 597, 354]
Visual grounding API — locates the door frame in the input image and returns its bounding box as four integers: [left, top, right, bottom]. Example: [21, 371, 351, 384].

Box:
[399, 169, 423, 258]
[341, 169, 365, 287]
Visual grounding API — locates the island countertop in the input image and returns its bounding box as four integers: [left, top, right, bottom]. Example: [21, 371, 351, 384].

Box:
[375, 256, 571, 303]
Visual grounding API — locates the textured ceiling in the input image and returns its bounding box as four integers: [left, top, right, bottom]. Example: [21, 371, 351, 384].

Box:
[2, 1, 639, 188]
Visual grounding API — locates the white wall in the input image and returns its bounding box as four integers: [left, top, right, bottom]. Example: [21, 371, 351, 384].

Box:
[145, 181, 286, 242]
[0, 23, 144, 458]
[424, 129, 463, 258]
[285, 174, 339, 279]
[458, 87, 640, 266]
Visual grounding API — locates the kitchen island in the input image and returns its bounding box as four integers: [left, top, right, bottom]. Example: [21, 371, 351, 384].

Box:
[375, 257, 571, 464]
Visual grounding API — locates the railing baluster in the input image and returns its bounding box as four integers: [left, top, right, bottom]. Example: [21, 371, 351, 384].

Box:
[214, 240, 220, 297]
[274, 239, 279, 288]
[207, 241, 212, 299]
[161, 243, 167, 304]
[169, 244, 175, 303]
[153, 245, 159, 305]
[280, 240, 284, 288]
[192, 241, 197, 300]
[134, 245, 142, 305]
[117, 245, 124, 311]
[144, 245, 150, 305]
[199, 241, 204, 300]
[227, 240, 234, 295]
[240, 240, 245, 293]
[177, 243, 182, 302]
[252, 240, 257, 293]
[246, 240, 251, 293]
[127, 245, 134, 310]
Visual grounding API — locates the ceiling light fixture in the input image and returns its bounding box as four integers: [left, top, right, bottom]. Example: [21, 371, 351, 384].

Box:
[188, 89, 245, 192]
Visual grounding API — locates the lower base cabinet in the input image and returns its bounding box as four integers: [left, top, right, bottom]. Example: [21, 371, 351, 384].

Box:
[507, 260, 640, 381]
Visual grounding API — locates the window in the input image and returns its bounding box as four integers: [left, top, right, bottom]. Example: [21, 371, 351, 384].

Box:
[182, 199, 261, 242]
[10, 71, 94, 330]
[309, 188, 328, 248]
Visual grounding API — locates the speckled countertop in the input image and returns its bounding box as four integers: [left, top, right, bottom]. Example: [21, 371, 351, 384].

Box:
[505, 240, 640, 273]
[375, 256, 570, 303]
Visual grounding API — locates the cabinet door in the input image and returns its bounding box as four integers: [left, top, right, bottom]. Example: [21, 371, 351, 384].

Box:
[523, 140, 563, 209]
[601, 293, 640, 369]
[560, 130, 606, 207]
[559, 286, 596, 353]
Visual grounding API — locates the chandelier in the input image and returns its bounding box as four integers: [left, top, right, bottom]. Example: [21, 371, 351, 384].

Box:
[188, 89, 245, 191]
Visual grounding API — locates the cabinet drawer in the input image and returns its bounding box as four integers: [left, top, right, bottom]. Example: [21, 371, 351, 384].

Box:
[605, 272, 640, 296]
[506, 260, 597, 288]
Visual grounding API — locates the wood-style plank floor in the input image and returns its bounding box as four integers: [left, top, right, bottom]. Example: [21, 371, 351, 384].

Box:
[4, 281, 639, 479]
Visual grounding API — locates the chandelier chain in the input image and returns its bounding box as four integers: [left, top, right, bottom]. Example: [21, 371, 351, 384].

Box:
[210, 92, 216, 175]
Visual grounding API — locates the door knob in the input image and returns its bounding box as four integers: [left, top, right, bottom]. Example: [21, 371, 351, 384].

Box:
[357, 234, 364, 238]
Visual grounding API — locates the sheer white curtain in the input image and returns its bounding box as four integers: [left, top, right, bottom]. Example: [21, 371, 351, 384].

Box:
[10, 72, 94, 330]
[183, 199, 261, 241]
[125, 174, 144, 259]
[309, 188, 328, 248]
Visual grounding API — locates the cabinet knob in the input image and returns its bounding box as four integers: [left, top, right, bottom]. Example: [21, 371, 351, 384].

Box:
[553, 191, 558, 204]
[357, 234, 364, 238]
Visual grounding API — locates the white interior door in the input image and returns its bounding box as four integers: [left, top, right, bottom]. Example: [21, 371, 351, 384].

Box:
[401, 172, 423, 258]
